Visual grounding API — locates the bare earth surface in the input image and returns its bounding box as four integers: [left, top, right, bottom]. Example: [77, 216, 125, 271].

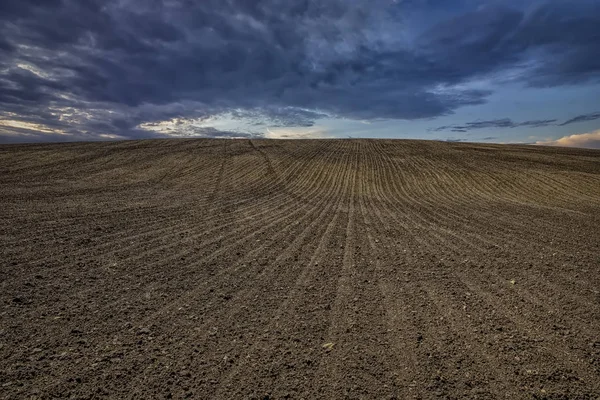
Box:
[1, 139, 599, 399]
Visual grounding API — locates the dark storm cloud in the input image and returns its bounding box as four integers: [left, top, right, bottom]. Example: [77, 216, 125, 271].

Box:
[515, 2, 600, 87]
[0, 0, 599, 141]
[432, 118, 557, 132]
[559, 111, 600, 126]
[421, 2, 600, 86]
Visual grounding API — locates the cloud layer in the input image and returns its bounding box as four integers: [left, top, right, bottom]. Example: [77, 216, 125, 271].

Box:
[432, 111, 600, 133]
[536, 130, 600, 149]
[559, 112, 600, 126]
[432, 118, 558, 133]
[1, 0, 599, 141]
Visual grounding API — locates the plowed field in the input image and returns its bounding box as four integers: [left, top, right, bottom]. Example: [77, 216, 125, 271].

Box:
[1, 139, 599, 399]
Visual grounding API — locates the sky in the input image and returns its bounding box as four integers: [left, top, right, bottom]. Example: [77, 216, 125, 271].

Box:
[1, 0, 599, 148]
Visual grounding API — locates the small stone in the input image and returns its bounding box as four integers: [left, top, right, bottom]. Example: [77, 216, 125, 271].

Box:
[322, 342, 335, 351]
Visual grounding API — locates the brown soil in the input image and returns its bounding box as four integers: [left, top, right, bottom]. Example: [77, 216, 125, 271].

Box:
[1, 139, 599, 399]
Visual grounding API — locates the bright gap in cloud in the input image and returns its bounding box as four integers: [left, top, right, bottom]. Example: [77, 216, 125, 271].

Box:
[0, 120, 67, 135]
[138, 113, 260, 137]
[17, 63, 52, 79]
[136, 108, 333, 138]
[264, 126, 332, 139]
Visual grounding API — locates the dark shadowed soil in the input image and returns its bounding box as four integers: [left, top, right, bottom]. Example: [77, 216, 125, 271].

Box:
[1, 139, 599, 399]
